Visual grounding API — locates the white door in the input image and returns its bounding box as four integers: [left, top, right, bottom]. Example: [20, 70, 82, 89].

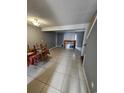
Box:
[81, 15, 97, 66]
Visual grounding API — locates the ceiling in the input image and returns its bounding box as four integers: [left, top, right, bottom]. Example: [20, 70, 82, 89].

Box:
[27, 0, 97, 27]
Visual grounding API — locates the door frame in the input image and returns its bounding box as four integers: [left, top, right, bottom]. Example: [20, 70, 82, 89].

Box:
[81, 14, 97, 67]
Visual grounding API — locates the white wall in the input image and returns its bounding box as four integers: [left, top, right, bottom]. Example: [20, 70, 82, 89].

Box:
[27, 24, 56, 49]
[27, 24, 42, 48]
[57, 32, 64, 47]
[64, 32, 76, 40]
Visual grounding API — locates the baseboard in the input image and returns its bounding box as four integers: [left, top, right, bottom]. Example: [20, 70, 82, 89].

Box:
[78, 63, 87, 93]
[81, 56, 84, 64]
[83, 67, 91, 93]
[49, 47, 57, 51]
[56, 45, 62, 47]
[76, 46, 82, 52]
[78, 62, 91, 93]
[49, 46, 63, 51]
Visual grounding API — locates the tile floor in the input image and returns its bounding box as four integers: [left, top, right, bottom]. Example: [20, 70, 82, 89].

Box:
[27, 48, 87, 93]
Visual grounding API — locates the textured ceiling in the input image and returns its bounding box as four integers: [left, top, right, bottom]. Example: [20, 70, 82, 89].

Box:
[27, 0, 97, 27]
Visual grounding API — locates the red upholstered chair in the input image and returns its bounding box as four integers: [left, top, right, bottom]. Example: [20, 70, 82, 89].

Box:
[32, 45, 41, 64]
[40, 43, 50, 60]
[28, 55, 36, 65]
[27, 45, 39, 66]
[44, 43, 50, 55]
[27, 53, 35, 66]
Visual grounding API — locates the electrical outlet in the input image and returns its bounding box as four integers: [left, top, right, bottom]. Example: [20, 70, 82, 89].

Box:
[91, 82, 94, 89]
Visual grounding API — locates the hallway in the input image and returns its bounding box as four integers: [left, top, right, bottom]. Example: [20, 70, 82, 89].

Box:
[27, 48, 87, 93]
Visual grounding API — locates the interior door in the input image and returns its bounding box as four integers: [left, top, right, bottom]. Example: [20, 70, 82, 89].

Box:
[81, 14, 97, 66]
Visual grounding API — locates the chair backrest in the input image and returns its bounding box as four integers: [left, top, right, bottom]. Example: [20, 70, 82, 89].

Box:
[36, 43, 39, 49]
[40, 44, 43, 49]
[32, 45, 37, 54]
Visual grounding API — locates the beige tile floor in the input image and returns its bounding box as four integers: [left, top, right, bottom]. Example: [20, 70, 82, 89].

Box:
[27, 48, 87, 93]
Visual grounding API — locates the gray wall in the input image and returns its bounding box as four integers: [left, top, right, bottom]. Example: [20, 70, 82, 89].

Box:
[76, 32, 84, 47]
[56, 32, 84, 47]
[41, 32, 56, 48]
[27, 24, 56, 49]
[56, 32, 64, 47]
[84, 21, 97, 93]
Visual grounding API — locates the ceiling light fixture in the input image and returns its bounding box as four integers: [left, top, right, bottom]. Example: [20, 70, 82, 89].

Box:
[27, 16, 48, 27]
[31, 19, 40, 27]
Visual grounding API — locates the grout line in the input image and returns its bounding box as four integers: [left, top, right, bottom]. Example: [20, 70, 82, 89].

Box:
[28, 48, 82, 93]
[28, 61, 81, 84]
[55, 70, 80, 81]
[36, 79, 63, 93]
[78, 62, 90, 93]
[60, 71, 66, 93]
